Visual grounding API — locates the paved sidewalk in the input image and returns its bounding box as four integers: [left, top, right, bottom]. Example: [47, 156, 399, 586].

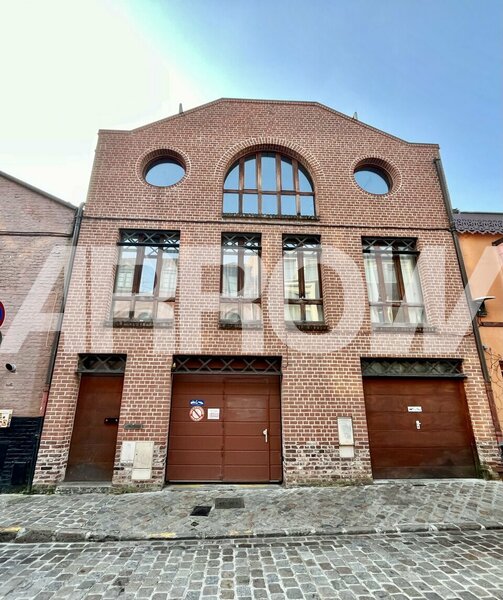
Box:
[0, 480, 502, 543]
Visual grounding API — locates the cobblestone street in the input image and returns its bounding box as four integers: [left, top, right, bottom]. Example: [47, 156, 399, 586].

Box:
[1, 531, 503, 599]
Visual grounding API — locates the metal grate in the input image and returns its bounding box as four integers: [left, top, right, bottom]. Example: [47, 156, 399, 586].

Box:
[361, 357, 464, 378]
[190, 505, 212, 517]
[119, 230, 180, 247]
[222, 233, 261, 248]
[77, 354, 127, 374]
[283, 235, 320, 250]
[173, 355, 281, 375]
[215, 497, 245, 509]
[362, 237, 417, 253]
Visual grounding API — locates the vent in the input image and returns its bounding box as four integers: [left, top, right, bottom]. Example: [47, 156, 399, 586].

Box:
[173, 355, 281, 375]
[361, 358, 464, 378]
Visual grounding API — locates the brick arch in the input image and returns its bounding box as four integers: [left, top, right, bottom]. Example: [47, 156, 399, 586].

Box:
[135, 146, 191, 189]
[349, 155, 402, 196]
[214, 138, 325, 191]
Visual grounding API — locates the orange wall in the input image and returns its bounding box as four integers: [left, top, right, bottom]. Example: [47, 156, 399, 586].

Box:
[459, 232, 503, 434]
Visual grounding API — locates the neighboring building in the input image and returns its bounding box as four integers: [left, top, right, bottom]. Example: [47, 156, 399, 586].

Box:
[0, 171, 76, 491]
[33, 99, 502, 491]
[454, 211, 503, 456]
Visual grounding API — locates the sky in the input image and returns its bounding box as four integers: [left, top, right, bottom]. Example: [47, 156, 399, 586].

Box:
[1, 0, 502, 212]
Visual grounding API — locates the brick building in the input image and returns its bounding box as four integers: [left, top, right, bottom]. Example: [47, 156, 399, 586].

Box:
[33, 99, 502, 490]
[454, 211, 503, 459]
[0, 171, 76, 491]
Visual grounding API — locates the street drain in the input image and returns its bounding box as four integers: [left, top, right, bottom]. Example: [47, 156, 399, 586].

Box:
[215, 497, 245, 509]
[190, 505, 212, 517]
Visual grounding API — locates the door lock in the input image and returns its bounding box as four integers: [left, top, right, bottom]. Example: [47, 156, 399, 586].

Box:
[415, 420, 421, 430]
[262, 428, 268, 443]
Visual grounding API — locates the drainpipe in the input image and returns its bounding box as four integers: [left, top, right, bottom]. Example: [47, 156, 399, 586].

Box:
[27, 202, 85, 492]
[434, 158, 502, 445]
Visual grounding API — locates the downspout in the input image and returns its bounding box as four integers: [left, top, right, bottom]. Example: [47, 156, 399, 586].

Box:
[27, 202, 85, 492]
[434, 158, 502, 446]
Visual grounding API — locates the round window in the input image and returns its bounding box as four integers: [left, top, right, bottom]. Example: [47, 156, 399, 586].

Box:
[354, 166, 391, 195]
[144, 158, 185, 187]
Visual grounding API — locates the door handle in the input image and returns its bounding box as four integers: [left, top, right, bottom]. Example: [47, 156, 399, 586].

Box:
[104, 417, 119, 425]
[416, 420, 421, 430]
[262, 428, 268, 443]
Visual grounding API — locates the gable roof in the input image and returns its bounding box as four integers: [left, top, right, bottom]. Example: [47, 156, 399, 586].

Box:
[0, 170, 76, 211]
[454, 211, 503, 235]
[99, 98, 439, 148]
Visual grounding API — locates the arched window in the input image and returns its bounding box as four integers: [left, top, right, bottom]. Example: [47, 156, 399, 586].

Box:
[223, 151, 315, 217]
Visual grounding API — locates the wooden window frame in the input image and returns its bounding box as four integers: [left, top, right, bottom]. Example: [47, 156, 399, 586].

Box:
[283, 235, 325, 326]
[112, 230, 179, 325]
[223, 151, 316, 218]
[220, 233, 261, 328]
[362, 237, 426, 326]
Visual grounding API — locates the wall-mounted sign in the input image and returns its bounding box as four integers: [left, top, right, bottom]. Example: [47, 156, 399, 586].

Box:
[337, 417, 354, 446]
[407, 406, 422, 413]
[0, 302, 5, 328]
[207, 408, 220, 420]
[0, 409, 13, 428]
[190, 399, 205, 406]
[124, 422, 144, 430]
[189, 406, 205, 422]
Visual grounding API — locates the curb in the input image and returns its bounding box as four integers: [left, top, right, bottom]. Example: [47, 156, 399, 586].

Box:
[2, 521, 503, 544]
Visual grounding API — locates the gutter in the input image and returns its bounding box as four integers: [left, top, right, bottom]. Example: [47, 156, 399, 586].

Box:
[434, 158, 502, 444]
[27, 202, 85, 492]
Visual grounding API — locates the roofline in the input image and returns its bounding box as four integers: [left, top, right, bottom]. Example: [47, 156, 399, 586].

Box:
[98, 98, 440, 148]
[454, 211, 503, 217]
[0, 170, 76, 211]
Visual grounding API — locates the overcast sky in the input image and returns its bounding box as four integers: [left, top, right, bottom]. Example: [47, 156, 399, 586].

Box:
[1, 0, 502, 212]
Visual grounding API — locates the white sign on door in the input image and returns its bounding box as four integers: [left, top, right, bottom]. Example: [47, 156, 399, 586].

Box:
[407, 406, 423, 413]
[207, 408, 220, 420]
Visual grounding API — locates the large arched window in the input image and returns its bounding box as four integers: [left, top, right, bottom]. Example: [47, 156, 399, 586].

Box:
[223, 151, 315, 217]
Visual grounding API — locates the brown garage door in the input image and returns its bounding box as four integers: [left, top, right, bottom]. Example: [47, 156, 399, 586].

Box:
[167, 374, 282, 482]
[363, 378, 477, 479]
[66, 374, 124, 481]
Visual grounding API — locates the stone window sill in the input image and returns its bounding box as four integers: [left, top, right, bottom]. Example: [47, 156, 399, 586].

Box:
[371, 324, 437, 334]
[222, 213, 319, 222]
[105, 319, 174, 329]
[219, 320, 263, 331]
[286, 321, 330, 332]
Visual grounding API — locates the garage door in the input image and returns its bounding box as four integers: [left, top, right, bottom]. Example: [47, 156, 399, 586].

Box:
[167, 374, 282, 482]
[363, 378, 477, 479]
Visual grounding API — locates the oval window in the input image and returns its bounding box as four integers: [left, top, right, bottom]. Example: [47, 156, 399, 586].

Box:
[144, 158, 185, 187]
[354, 166, 390, 195]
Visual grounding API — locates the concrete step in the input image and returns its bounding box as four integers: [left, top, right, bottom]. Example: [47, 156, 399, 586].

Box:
[55, 482, 112, 495]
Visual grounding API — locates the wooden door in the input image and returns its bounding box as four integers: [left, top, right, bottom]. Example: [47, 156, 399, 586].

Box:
[363, 377, 477, 479]
[65, 375, 123, 482]
[167, 374, 282, 482]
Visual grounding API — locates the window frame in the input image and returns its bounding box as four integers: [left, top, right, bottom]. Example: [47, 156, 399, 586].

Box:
[111, 230, 180, 325]
[223, 151, 316, 218]
[219, 233, 262, 328]
[283, 234, 325, 326]
[362, 237, 426, 326]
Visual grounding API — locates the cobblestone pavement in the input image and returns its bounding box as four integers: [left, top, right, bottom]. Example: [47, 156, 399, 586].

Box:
[0, 481, 502, 541]
[1, 531, 502, 599]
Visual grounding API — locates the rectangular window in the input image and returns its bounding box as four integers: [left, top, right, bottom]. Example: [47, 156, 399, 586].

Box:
[283, 235, 324, 324]
[112, 230, 179, 323]
[220, 233, 261, 326]
[362, 237, 426, 325]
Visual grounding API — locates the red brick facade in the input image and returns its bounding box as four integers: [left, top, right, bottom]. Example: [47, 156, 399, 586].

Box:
[33, 99, 502, 489]
[0, 172, 75, 417]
